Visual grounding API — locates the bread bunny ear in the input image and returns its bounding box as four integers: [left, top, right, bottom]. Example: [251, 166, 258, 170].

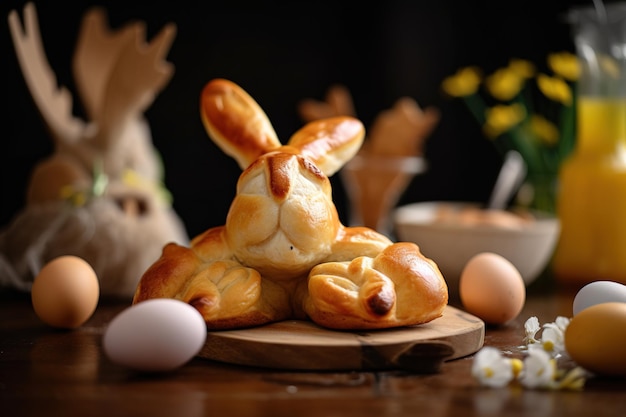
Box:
[288, 116, 365, 177]
[200, 78, 281, 170]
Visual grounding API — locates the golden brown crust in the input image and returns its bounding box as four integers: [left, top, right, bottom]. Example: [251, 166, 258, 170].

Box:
[133, 78, 448, 331]
[225, 152, 339, 279]
[288, 116, 365, 177]
[133, 242, 200, 303]
[303, 242, 448, 329]
[134, 241, 294, 330]
[372, 242, 448, 322]
[179, 260, 293, 330]
[328, 226, 393, 261]
[189, 226, 235, 262]
[200, 78, 281, 170]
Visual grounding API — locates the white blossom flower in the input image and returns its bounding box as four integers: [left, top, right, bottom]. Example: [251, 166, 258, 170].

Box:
[523, 316, 541, 345]
[541, 316, 570, 357]
[519, 348, 556, 389]
[540, 326, 565, 356]
[472, 347, 515, 388]
[471, 315, 586, 390]
[553, 316, 570, 331]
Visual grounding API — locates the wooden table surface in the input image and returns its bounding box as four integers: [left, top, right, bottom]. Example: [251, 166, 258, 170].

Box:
[1, 280, 625, 417]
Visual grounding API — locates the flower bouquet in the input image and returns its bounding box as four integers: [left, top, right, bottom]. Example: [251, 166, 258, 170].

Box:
[441, 52, 580, 214]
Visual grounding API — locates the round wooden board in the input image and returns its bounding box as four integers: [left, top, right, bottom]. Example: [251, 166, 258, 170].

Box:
[198, 305, 484, 372]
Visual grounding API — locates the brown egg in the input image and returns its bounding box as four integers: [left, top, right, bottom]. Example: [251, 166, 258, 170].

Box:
[565, 302, 626, 377]
[31, 256, 100, 329]
[459, 252, 526, 325]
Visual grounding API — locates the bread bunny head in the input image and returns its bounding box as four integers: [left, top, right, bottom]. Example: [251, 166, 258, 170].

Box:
[200, 79, 364, 278]
[0, 3, 188, 297]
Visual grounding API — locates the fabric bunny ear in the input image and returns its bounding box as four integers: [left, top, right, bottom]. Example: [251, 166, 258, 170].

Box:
[200, 78, 281, 170]
[288, 116, 365, 177]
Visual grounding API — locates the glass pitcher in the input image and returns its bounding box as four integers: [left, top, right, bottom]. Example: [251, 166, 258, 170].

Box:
[552, 2, 626, 287]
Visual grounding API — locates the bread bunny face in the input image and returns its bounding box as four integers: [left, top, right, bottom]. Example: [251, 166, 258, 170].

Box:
[226, 150, 339, 279]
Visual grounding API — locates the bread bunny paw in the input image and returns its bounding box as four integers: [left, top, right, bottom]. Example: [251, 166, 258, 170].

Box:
[304, 256, 397, 329]
[304, 242, 447, 329]
[182, 260, 292, 330]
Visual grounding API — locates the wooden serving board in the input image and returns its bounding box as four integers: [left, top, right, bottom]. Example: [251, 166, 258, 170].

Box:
[198, 305, 484, 373]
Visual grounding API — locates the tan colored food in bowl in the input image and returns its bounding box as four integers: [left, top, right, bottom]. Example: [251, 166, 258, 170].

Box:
[433, 205, 535, 229]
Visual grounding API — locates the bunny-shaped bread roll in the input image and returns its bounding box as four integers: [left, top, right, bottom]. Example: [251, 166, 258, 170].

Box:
[133, 79, 447, 330]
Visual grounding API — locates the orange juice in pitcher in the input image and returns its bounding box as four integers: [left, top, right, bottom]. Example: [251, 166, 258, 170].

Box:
[553, 98, 626, 285]
[552, 2, 626, 286]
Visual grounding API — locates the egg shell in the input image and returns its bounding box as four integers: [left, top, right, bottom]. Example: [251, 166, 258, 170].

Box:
[31, 255, 100, 329]
[103, 298, 207, 372]
[565, 302, 626, 377]
[572, 281, 626, 316]
[459, 252, 526, 325]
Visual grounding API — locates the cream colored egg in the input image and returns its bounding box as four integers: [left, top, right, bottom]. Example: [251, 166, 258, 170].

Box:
[31, 255, 100, 329]
[572, 281, 626, 315]
[565, 302, 626, 377]
[103, 299, 207, 372]
[459, 252, 526, 325]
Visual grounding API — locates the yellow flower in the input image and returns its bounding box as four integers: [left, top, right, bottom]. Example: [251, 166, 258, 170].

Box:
[537, 74, 573, 105]
[441, 53, 578, 215]
[529, 115, 559, 145]
[508, 58, 536, 79]
[441, 66, 482, 97]
[483, 103, 526, 138]
[548, 52, 580, 81]
[486, 67, 525, 101]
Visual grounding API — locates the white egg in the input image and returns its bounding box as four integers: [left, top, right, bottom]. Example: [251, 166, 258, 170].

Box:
[103, 298, 207, 372]
[572, 280, 626, 316]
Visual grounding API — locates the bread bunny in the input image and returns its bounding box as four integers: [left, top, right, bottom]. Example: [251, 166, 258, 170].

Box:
[0, 3, 188, 298]
[133, 79, 447, 330]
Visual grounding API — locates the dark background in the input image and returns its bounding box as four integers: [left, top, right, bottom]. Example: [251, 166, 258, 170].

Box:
[1, 0, 593, 239]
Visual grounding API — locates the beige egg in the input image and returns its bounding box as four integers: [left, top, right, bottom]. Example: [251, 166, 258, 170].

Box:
[31, 255, 100, 329]
[459, 252, 526, 325]
[565, 302, 626, 377]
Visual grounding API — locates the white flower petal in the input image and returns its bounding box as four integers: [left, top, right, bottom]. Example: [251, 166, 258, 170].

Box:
[542, 326, 566, 356]
[520, 349, 556, 389]
[554, 316, 570, 331]
[524, 316, 540, 344]
[472, 347, 514, 388]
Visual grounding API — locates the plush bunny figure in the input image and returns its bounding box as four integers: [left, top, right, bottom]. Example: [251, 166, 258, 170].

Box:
[0, 3, 188, 298]
[133, 79, 447, 330]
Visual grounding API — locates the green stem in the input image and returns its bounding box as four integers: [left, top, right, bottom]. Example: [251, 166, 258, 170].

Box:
[463, 94, 488, 125]
[559, 85, 577, 161]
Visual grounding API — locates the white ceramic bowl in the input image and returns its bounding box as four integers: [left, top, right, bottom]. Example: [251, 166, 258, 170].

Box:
[393, 201, 560, 293]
